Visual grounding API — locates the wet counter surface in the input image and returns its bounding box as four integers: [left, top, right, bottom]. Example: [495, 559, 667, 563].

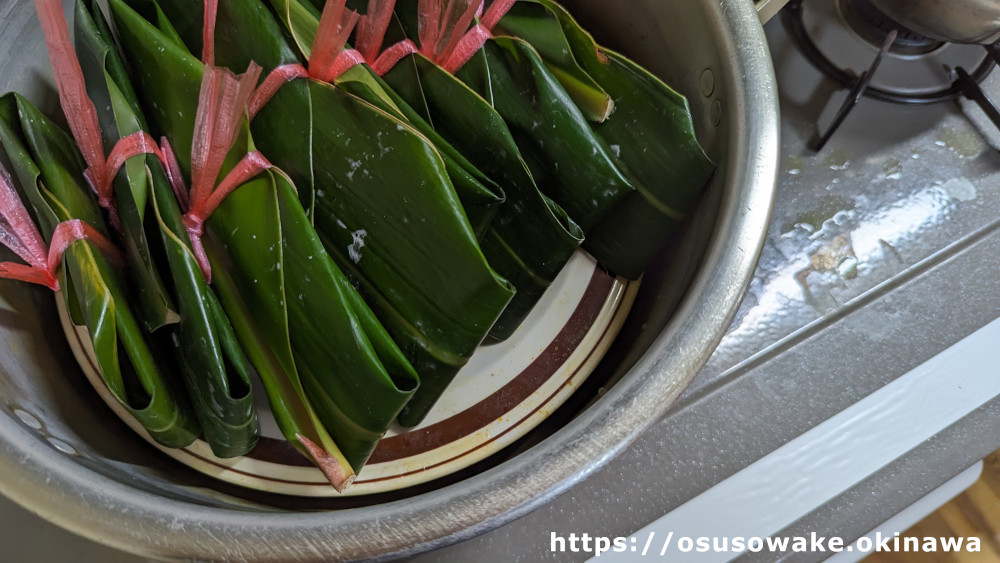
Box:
[3, 12, 1000, 562]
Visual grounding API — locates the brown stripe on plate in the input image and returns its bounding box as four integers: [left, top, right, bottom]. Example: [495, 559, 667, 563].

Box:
[355, 279, 629, 484]
[249, 436, 313, 467]
[65, 314, 321, 483]
[369, 267, 615, 463]
[242, 266, 614, 467]
[178, 447, 331, 486]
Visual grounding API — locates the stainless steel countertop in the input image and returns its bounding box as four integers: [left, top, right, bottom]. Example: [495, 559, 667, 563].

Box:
[4, 12, 1000, 562]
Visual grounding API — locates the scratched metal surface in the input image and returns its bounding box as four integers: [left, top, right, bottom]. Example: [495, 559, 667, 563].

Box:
[689, 7, 1000, 401]
[1, 4, 998, 561]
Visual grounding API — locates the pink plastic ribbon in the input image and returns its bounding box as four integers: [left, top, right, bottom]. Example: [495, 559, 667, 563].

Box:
[309, 0, 366, 82]
[157, 137, 190, 211]
[356, 0, 419, 76]
[368, 38, 419, 76]
[203, 0, 219, 66]
[249, 0, 379, 113]
[481, 0, 515, 30]
[356, 0, 516, 76]
[177, 60, 271, 283]
[419, 0, 482, 66]
[0, 163, 121, 291]
[425, 0, 517, 74]
[248, 64, 310, 120]
[34, 0, 171, 231]
[35, 0, 106, 201]
[356, 0, 397, 62]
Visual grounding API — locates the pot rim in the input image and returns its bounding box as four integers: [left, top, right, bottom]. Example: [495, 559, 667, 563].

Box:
[0, 0, 779, 559]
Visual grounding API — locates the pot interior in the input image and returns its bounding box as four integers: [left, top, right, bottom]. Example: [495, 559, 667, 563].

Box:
[0, 0, 749, 536]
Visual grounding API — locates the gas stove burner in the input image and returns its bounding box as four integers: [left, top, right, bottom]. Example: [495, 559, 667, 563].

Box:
[783, 0, 995, 106]
[782, 0, 1000, 151]
[837, 0, 945, 57]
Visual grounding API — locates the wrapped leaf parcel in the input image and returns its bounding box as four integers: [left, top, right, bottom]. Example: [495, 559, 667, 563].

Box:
[392, 0, 635, 231]
[369, 1, 585, 341]
[73, 0, 259, 458]
[494, 0, 716, 279]
[0, 92, 201, 448]
[110, 0, 422, 477]
[197, 0, 583, 349]
[386, 0, 716, 280]
[147, 0, 517, 426]
[158, 0, 505, 240]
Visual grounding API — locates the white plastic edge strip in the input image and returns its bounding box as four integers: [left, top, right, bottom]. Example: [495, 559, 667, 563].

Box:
[828, 461, 983, 563]
[595, 315, 1000, 562]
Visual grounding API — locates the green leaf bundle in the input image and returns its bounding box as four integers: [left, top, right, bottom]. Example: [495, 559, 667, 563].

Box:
[496, 0, 716, 279]
[110, 0, 421, 475]
[147, 0, 516, 426]
[243, 0, 584, 342]
[0, 92, 201, 448]
[74, 0, 259, 457]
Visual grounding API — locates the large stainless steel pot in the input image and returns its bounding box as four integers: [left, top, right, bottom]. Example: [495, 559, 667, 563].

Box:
[0, 0, 778, 559]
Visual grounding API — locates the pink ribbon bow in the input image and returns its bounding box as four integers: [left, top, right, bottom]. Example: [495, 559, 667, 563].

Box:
[249, 0, 368, 119]
[0, 161, 122, 292]
[35, 0, 174, 231]
[353, 0, 516, 76]
[156, 0, 274, 283]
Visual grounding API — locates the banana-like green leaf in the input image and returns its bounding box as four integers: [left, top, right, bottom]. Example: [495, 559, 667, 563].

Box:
[492, 1, 612, 122]
[266, 0, 324, 59]
[455, 36, 634, 231]
[393, 1, 633, 232]
[383, 53, 582, 341]
[496, 0, 717, 279]
[337, 69, 505, 240]
[209, 0, 578, 343]
[112, 0, 422, 469]
[222, 0, 581, 342]
[278, 80, 514, 426]
[208, 160, 418, 471]
[0, 93, 200, 448]
[152, 0, 516, 426]
[75, 1, 177, 335]
[176, 0, 505, 239]
[77, 0, 259, 457]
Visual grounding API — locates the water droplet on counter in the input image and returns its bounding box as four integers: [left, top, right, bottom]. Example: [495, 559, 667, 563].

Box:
[936, 127, 985, 159]
[824, 149, 850, 171]
[47, 437, 77, 455]
[786, 155, 805, 176]
[13, 409, 42, 430]
[883, 158, 903, 180]
[941, 177, 978, 202]
[781, 195, 856, 235]
[837, 256, 859, 280]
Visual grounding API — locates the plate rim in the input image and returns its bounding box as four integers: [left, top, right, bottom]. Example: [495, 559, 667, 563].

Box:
[56, 254, 638, 497]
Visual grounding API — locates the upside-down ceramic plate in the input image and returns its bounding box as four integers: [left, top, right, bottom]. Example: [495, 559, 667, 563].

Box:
[58, 250, 638, 496]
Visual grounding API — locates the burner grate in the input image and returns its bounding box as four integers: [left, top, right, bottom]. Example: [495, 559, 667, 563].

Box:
[782, 0, 1000, 150]
[837, 0, 945, 57]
